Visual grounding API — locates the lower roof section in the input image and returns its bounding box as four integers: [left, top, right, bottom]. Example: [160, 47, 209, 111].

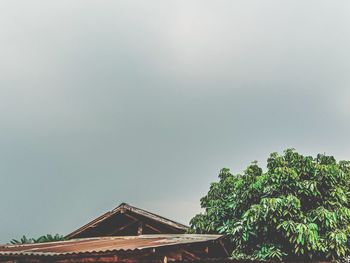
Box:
[0, 234, 224, 257]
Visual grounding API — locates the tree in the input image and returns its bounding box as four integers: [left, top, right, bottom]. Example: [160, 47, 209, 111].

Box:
[10, 234, 65, 244]
[10, 235, 34, 245]
[190, 149, 350, 261]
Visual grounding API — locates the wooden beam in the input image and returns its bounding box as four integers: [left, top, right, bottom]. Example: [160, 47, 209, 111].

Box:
[219, 239, 230, 257]
[144, 223, 162, 234]
[108, 219, 138, 236]
[181, 249, 200, 260]
[123, 212, 139, 221]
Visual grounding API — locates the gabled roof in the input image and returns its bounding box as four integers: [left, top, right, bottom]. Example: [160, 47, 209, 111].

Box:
[66, 203, 189, 239]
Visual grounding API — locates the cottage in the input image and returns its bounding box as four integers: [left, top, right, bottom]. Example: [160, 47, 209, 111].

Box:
[0, 204, 231, 262]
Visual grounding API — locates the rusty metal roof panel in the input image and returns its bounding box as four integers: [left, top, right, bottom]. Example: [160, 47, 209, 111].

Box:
[0, 234, 222, 257]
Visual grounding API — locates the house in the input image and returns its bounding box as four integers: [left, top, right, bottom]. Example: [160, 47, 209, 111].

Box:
[0, 203, 232, 262]
[66, 203, 189, 239]
[0, 234, 230, 262]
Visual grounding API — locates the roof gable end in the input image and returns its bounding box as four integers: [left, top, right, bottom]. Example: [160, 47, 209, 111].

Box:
[66, 203, 189, 239]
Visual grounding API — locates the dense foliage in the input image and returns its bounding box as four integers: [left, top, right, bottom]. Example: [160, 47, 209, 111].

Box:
[10, 234, 65, 244]
[190, 149, 350, 261]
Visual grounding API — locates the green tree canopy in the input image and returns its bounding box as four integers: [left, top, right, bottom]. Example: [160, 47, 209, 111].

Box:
[190, 149, 350, 261]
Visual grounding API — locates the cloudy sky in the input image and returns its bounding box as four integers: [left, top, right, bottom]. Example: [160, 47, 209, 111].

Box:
[0, 0, 350, 243]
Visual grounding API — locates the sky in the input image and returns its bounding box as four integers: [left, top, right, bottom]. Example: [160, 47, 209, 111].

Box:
[0, 0, 350, 243]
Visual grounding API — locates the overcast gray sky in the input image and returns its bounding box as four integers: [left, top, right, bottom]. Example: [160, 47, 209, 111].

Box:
[0, 0, 350, 243]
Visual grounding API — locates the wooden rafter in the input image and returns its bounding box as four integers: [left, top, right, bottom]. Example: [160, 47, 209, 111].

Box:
[144, 223, 162, 234]
[109, 219, 138, 236]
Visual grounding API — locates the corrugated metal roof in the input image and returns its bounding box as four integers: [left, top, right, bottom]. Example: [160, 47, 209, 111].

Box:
[0, 234, 222, 257]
